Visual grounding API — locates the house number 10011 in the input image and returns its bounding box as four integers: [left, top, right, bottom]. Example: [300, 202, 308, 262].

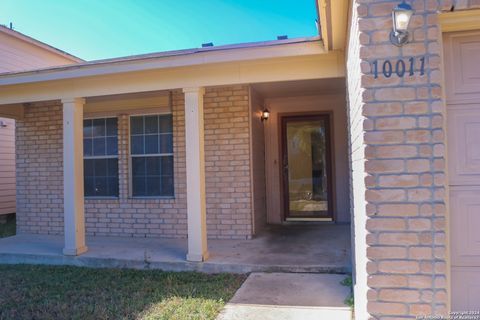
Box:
[372, 57, 425, 79]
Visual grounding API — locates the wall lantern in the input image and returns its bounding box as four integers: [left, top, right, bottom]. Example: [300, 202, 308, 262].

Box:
[390, 1, 413, 47]
[261, 108, 270, 122]
[0, 120, 7, 128]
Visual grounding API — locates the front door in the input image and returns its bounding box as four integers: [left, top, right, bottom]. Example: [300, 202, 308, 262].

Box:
[280, 114, 333, 221]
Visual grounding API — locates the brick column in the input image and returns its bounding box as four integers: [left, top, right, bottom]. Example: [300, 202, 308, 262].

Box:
[347, 1, 448, 318]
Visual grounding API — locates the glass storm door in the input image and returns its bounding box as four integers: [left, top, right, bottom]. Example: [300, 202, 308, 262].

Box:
[281, 115, 333, 221]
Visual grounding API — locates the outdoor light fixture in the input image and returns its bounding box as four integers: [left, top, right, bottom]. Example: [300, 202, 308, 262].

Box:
[0, 121, 7, 128]
[390, 1, 413, 47]
[261, 108, 270, 122]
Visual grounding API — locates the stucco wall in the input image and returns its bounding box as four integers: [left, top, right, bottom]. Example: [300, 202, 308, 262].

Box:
[16, 86, 254, 240]
[249, 87, 267, 235]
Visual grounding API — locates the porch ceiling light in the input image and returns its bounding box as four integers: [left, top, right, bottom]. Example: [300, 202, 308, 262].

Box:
[261, 108, 270, 122]
[390, 1, 413, 47]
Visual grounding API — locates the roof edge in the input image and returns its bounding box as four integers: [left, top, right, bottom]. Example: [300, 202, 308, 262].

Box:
[0, 36, 324, 86]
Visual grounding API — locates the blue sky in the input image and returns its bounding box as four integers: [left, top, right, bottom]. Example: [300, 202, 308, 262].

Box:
[0, 0, 318, 61]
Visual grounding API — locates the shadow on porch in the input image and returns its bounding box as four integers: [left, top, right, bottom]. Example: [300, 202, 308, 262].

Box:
[0, 224, 351, 273]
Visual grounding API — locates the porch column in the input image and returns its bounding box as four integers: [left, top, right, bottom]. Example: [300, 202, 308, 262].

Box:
[183, 87, 209, 262]
[61, 97, 87, 256]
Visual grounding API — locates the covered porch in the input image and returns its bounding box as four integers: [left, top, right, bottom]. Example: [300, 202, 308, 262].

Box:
[0, 37, 350, 266]
[0, 224, 351, 273]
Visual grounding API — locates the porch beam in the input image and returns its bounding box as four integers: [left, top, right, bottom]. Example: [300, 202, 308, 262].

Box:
[62, 97, 88, 256]
[0, 52, 345, 105]
[183, 87, 209, 262]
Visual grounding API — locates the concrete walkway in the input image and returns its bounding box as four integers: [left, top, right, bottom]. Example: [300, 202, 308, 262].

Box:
[217, 273, 352, 320]
[0, 224, 351, 273]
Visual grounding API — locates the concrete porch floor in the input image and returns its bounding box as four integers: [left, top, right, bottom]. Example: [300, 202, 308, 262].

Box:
[0, 224, 351, 273]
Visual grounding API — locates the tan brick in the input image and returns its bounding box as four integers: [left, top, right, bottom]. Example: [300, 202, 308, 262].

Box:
[377, 204, 418, 217]
[378, 289, 420, 303]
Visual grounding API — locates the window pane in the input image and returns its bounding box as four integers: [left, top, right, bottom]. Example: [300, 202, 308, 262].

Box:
[106, 137, 118, 155]
[130, 116, 143, 135]
[83, 120, 93, 137]
[159, 134, 173, 153]
[94, 159, 107, 177]
[107, 158, 118, 177]
[145, 134, 159, 154]
[92, 119, 106, 137]
[132, 157, 146, 176]
[131, 135, 144, 155]
[144, 116, 158, 134]
[161, 176, 174, 196]
[106, 118, 118, 136]
[94, 177, 107, 196]
[146, 177, 161, 196]
[84, 159, 94, 176]
[161, 156, 174, 176]
[93, 137, 106, 156]
[107, 177, 119, 197]
[130, 115, 174, 198]
[84, 177, 94, 197]
[146, 157, 160, 176]
[159, 115, 173, 133]
[132, 177, 146, 196]
[83, 117, 119, 198]
[83, 138, 93, 157]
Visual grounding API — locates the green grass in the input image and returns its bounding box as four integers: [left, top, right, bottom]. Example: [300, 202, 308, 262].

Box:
[0, 265, 246, 320]
[0, 214, 15, 238]
[340, 274, 354, 308]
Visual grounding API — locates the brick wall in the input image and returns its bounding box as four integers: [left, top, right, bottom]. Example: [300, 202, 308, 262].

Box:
[347, 1, 458, 318]
[16, 86, 255, 240]
[84, 90, 188, 238]
[16, 102, 64, 234]
[204, 85, 253, 239]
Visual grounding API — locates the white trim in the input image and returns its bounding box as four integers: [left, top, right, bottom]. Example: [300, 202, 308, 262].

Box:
[62, 97, 88, 256]
[0, 38, 324, 86]
[183, 87, 209, 262]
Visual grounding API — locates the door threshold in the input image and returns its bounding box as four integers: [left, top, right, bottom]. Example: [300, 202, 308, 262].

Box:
[285, 217, 333, 222]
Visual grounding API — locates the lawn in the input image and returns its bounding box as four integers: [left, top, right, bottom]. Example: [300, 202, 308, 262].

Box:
[0, 214, 15, 238]
[0, 265, 246, 320]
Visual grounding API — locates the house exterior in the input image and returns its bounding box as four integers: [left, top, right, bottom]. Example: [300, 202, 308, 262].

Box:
[0, 25, 82, 218]
[0, 1, 480, 318]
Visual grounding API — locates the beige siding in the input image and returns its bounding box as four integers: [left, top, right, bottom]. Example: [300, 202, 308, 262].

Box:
[0, 32, 76, 73]
[0, 28, 79, 217]
[0, 117, 15, 215]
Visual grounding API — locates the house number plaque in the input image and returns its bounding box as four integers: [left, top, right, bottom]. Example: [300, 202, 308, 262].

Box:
[372, 56, 425, 79]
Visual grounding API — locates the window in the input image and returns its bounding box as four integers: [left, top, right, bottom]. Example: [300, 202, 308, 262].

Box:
[130, 115, 174, 197]
[83, 118, 119, 197]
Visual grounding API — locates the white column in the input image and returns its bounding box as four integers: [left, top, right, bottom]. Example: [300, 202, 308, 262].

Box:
[183, 87, 209, 262]
[62, 97, 87, 256]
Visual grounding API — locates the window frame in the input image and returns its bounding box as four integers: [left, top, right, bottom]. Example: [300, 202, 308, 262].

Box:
[83, 116, 120, 199]
[128, 112, 175, 199]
